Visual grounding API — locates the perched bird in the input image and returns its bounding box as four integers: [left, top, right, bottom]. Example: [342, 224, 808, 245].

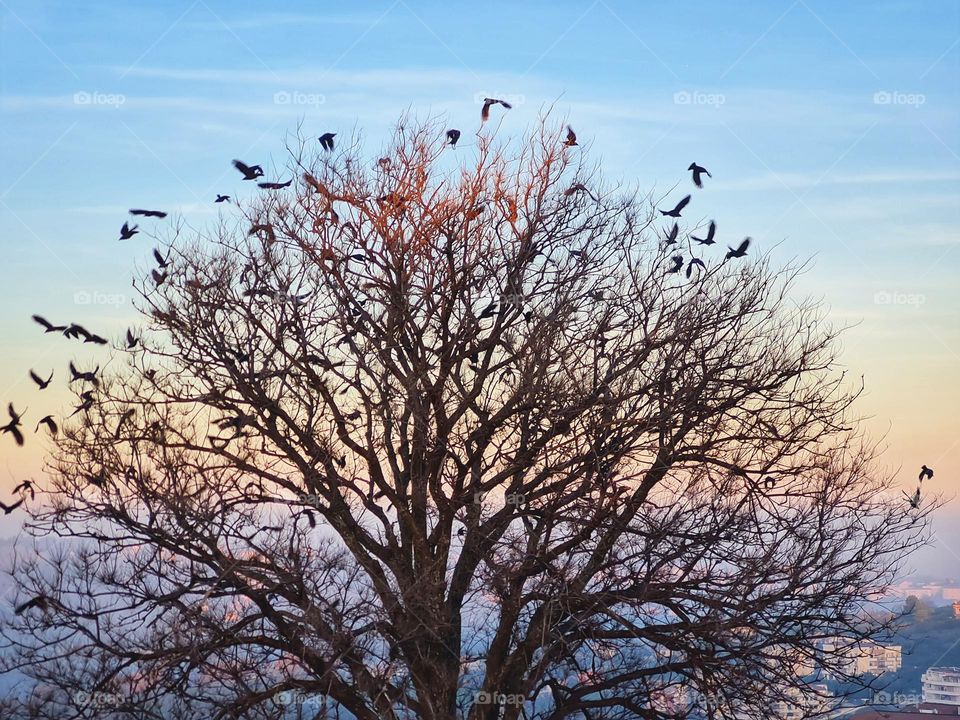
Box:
[919, 465, 934, 482]
[119, 222, 139, 240]
[129, 209, 167, 218]
[663, 223, 679, 245]
[257, 179, 292, 190]
[0, 497, 24, 515]
[31, 315, 66, 334]
[660, 195, 691, 218]
[318, 132, 336, 152]
[446, 129, 461, 147]
[666, 255, 684, 274]
[152, 248, 171, 268]
[152, 269, 168, 286]
[232, 159, 264, 180]
[114, 408, 135, 439]
[686, 257, 706, 279]
[688, 162, 711, 188]
[725, 237, 751, 260]
[35, 415, 57, 436]
[126, 329, 139, 349]
[1, 404, 25, 446]
[69, 361, 99, 385]
[12, 480, 34, 500]
[904, 487, 921, 509]
[763, 477, 777, 490]
[692, 220, 716, 245]
[563, 126, 578, 147]
[215, 194, 231, 203]
[481, 97, 512, 122]
[29, 369, 53, 390]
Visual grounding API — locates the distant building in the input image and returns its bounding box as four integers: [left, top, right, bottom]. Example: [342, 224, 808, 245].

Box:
[816, 638, 902, 676]
[768, 683, 832, 720]
[923, 668, 960, 705]
[952, 601, 960, 618]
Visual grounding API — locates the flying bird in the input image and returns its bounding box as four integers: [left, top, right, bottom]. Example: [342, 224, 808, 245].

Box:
[563, 126, 578, 147]
[257, 179, 292, 190]
[688, 162, 712, 188]
[563, 183, 597, 201]
[1, 404, 25, 446]
[29, 369, 53, 390]
[663, 223, 679, 245]
[666, 255, 684, 274]
[126, 329, 138, 349]
[13, 595, 50, 615]
[692, 220, 716, 245]
[129, 209, 167, 218]
[725, 237, 751, 260]
[318, 133, 336, 152]
[919, 465, 934, 482]
[660, 195, 690, 218]
[69, 361, 99, 385]
[446, 129, 461, 147]
[31, 315, 66, 334]
[232, 159, 264, 180]
[152, 269, 168, 286]
[215, 194, 231, 203]
[0, 497, 24, 515]
[35, 415, 57, 436]
[63, 323, 91, 341]
[85, 333, 108, 346]
[119, 222, 139, 240]
[12, 480, 34, 500]
[481, 97, 512, 123]
[152, 248, 171, 268]
[686, 257, 706, 279]
[904, 487, 921, 509]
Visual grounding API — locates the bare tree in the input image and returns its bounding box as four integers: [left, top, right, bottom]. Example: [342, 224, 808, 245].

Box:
[0, 116, 933, 720]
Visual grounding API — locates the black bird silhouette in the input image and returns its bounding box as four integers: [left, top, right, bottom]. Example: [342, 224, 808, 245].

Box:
[692, 220, 716, 245]
[29, 369, 53, 390]
[446, 129, 461, 147]
[31, 315, 66, 333]
[725, 237, 751, 260]
[85, 333, 108, 346]
[666, 255, 684, 274]
[660, 195, 691, 218]
[663, 223, 679, 245]
[1, 404, 25, 446]
[919, 465, 934, 481]
[688, 162, 711, 188]
[481, 97, 512, 122]
[152, 248, 171, 268]
[63, 323, 91, 341]
[686, 257, 706, 279]
[564, 126, 578, 147]
[126, 329, 138, 349]
[35, 415, 57, 436]
[114, 408, 135, 439]
[318, 132, 336, 151]
[129, 208, 167, 218]
[69, 361, 99, 385]
[119, 222, 139, 240]
[85, 470, 107, 487]
[14, 595, 50, 615]
[904, 487, 921, 509]
[232, 159, 264, 180]
[257, 179, 292, 190]
[0, 497, 24, 515]
[152, 269, 168, 286]
[70, 391, 96, 417]
[478, 302, 497, 320]
[215, 194, 231, 203]
[12, 479, 34, 500]
[564, 183, 598, 201]
[763, 476, 777, 490]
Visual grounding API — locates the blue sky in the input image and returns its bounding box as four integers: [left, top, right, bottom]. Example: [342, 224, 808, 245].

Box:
[0, 0, 958, 574]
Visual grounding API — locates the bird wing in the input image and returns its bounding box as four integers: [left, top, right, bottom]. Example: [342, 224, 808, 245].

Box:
[29, 370, 42, 385]
[676, 195, 691, 212]
[232, 159, 253, 175]
[737, 238, 751, 253]
[31, 315, 52, 330]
